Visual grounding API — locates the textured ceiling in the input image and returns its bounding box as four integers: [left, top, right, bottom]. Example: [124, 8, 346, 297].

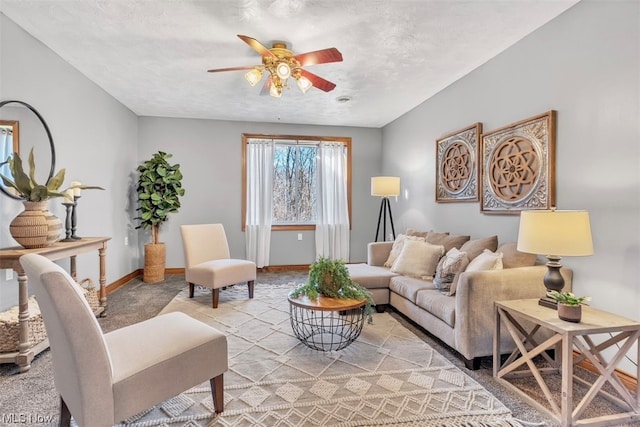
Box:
[0, 0, 579, 127]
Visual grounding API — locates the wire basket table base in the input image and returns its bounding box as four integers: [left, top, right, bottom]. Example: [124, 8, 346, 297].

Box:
[288, 293, 366, 351]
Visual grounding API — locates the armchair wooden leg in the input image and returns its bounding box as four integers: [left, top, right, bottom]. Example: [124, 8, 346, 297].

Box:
[248, 280, 254, 299]
[210, 374, 224, 414]
[59, 397, 71, 426]
[188, 283, 195, 298]
[212, 288, 220, 308]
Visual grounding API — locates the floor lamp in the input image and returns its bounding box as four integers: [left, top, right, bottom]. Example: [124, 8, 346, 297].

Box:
[516, 209, 593, 309]
[371, 176, 400, 242]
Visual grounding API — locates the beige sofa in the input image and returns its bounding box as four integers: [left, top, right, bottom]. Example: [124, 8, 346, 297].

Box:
[346, 233, 573, 369]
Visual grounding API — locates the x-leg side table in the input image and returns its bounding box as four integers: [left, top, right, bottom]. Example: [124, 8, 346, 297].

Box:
[494, 299, 640, 427]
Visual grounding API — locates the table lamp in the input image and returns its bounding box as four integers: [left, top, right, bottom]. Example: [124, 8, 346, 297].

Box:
[517, 209, 593, 309]
[371, 176, 400, 242]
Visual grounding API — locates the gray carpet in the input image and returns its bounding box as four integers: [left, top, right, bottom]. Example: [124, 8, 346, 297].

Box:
[0, 271, 637, 426]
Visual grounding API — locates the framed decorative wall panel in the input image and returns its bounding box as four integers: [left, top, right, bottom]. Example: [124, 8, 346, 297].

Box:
[435, 122, 482, 202]
[480, 110, 556, 214]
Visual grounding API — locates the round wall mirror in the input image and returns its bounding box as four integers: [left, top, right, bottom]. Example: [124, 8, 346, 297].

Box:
[0, 100, 56, 200]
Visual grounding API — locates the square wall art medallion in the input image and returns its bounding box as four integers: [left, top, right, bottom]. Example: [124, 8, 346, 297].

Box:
[480, 111, 556, 214]
[435, 122, 482, 202]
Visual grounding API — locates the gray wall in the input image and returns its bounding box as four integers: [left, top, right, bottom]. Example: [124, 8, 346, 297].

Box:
[137, 117, 383, 268]
[0, 14, 139, 310]
[382, 1, 639, 369]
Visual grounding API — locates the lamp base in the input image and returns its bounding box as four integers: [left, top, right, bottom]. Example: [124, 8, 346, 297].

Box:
[538, 296, 558, 310]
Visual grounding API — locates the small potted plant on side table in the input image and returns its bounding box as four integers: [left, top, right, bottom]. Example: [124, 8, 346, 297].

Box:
[547, 290, 591, 323]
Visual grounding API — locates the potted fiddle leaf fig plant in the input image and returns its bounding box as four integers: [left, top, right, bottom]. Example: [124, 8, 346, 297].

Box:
[547, 290, 591, 323]
[290, 257, 375, 324]
[135, 151, 185, 283]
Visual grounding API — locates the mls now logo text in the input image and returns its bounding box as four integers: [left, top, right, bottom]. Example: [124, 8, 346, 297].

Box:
[1, 413, 54, 424]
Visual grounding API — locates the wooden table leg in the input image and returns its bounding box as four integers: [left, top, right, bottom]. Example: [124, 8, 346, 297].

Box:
[561, 332, 573, 426]
[70, 255, 77, 281]
[16, 269, 34, 372]
[98, 246, 107, 316]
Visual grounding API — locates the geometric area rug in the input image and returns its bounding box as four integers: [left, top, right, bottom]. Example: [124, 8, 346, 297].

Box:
[117, 283, 524, 427]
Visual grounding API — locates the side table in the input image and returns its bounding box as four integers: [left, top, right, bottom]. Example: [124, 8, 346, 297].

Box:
[0, 237, 110, 372]
[288, 293, 366, 351]
[494, 299, 640, 426]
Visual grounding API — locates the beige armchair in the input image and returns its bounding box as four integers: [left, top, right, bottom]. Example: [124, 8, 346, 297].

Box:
[180, 223, 256, 308]
[19, 253, 228, 427]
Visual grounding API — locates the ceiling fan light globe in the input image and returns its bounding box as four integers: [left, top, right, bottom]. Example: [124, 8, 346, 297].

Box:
[269, 84, 282, 98]
[244, 68, 263, 87]
[276, 62, 291, 80]
[296, 76, 312, 94]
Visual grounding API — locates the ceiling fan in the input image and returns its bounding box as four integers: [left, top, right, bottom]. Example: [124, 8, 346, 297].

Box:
[207, 34, 343, 98]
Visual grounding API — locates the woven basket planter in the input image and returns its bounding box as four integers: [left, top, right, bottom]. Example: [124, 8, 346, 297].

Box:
[0, 296, 47, 354]
[144, 243, 166, 283]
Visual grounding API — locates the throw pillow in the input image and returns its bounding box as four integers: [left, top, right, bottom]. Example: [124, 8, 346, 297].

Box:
[497, 242, 538, 268]
[427, 233, 471, 251]
[465, 249, 504, 273]
[459, 235, 499, 261]
[405, 228, 429, 239]
[391, 240, 445, 278]
[434, 247, 470, 295]
[384, 234, 425, 268]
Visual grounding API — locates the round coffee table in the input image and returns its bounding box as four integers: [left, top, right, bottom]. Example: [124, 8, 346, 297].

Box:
[288, 292, 366, 351]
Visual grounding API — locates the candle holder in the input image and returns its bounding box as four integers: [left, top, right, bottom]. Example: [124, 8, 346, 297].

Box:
[61, 201, 75, 242]
[71, 195, 82, 240]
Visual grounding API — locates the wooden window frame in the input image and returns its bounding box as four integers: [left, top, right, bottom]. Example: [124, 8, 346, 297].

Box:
[242, 133, 352, 231]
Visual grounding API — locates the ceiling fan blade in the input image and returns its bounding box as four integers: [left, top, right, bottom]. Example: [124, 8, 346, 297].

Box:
[207, 65, 257, 73]
[238, 34, 276, 58]
[259, 76, 273, 96]
[294, 48, 343, 66]
[300, 69, 336, 92]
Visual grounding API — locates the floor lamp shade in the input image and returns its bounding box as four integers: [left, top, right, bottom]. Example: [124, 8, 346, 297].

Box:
[371, 176, 400, 197]
[517, 209, 593, 308]
[371, 176, 400, 242]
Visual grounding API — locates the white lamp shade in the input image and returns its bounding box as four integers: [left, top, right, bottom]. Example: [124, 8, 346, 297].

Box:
[517, 210, 594, 257]
[371, 176, 400, 197]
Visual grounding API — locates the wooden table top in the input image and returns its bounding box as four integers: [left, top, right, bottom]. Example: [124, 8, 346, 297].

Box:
[288, 292, 366, 311]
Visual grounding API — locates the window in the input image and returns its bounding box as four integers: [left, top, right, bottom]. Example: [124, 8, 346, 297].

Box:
[242, 134, 351, 231]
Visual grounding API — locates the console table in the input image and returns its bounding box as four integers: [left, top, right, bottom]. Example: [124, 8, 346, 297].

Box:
[0, 237, 110, 372]
[494, 299, 640, 426]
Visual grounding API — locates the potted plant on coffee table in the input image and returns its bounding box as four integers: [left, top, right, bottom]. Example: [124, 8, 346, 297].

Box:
[135, 151, 185, 283]
[547, 290, 591, 323]
[290, 257, 375, 324]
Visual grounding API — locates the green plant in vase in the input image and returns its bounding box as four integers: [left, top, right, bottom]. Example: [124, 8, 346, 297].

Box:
[547, 290, 591, 323]
[546, 290, 591, 306]
[290, 257, 375, 324]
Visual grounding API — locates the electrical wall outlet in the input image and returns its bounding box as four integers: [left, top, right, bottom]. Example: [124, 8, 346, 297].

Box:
[5, 269, 13, 281]
[124, 236, 129, 246]
[298, 233, 303, 241]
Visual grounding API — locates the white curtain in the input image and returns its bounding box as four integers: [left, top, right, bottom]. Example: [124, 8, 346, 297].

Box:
[315, 142, 350, 261]
[245, 140, 274, 268]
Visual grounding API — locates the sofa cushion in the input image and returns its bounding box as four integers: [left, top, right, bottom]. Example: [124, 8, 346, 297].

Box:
[391, 240, 444, 278]
[497, 242, 538, 269]
[415, 289, 456, 327]
[459, 235, 498, 260]
[346, 263, 398, 289]
[434, 247, 470, 295]
[426, 232, 470, 251]
[384, 234, 425, 268]
[389, 275, 437, 303]
[405, 228, 429, 238]
[465, 249, 503, 272]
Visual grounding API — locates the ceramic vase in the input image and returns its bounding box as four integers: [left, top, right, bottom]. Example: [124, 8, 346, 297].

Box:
[558, 303, 582, 323]
[9, 200, 63, 249]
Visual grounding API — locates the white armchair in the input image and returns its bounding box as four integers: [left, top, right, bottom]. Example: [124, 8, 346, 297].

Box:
[20, 253, 228, 427]
[180, 223, 257, 308]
